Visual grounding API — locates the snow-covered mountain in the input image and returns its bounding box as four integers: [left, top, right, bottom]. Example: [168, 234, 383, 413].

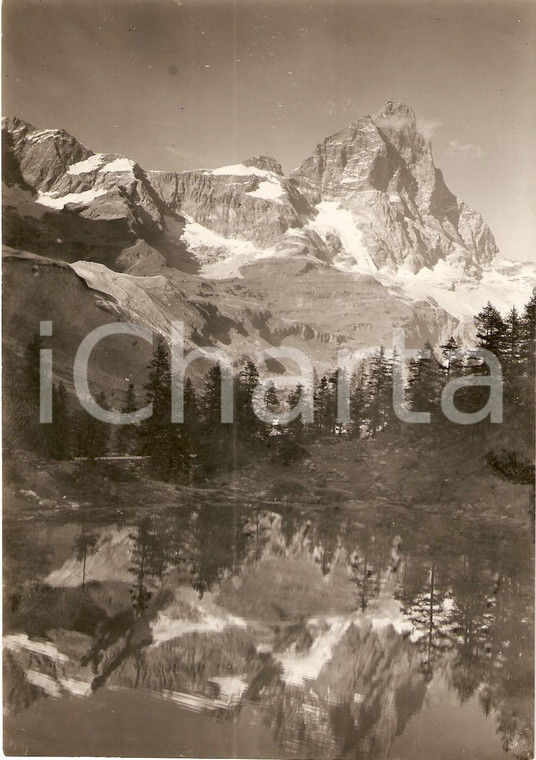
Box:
[3, 103, 535, 376]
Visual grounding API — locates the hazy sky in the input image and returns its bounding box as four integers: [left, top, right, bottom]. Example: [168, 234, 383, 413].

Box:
[3, 0, 535, 261]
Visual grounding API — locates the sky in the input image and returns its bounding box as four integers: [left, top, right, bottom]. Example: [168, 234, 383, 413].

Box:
[3, 0, 536, 261]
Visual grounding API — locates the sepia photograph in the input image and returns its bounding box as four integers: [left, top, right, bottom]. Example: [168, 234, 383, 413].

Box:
[2, 0, 535, 757]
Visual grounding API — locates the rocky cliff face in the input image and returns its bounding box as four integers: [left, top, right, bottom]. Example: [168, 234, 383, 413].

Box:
[2, 102, 499, 277]
[2, 116, 176, 273]
[2, 116, 92, 192]
[292, 101, 498, 273]
[147, 163, 313, 248]
[2, 105, 534, 371]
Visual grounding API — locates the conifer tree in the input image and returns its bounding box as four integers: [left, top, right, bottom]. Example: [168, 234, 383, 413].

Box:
[286, 383, 307, 444]
[236, 360, 261, 443]
[485, 291, 535, 525]
[263, 381, 280, 426]
[74, 529, 98, 592]
[72, 391, 109, 459]
[348, 366, 367, 438]
[199, 363, 234, 476]
[474, 302, 506, 359]
[183, 377, 199, 434]
[145, 341, 171, 415]
[365, 347, 393, 436]
[188, 503, 246, 598]
[171, 377, 198, 482]
[116, 382, 138, 455]
[405, 344, 451, 497]
[328, 371, 341, 435]
[440, 336, 463, 377]
[503, 307, 523, 374]
[407, 342, 443, 417]
[181, 377, 199, 480]
[140, 340, 174, 476]
[141, 342, 198, 481]
[314, 375, 336, 436]
[18, 334, 73, 459]
[465, 302, 507, 419]
[129, 517, 165, 616]
[520, 288, 536, 366]
[520, 289, 536, 425]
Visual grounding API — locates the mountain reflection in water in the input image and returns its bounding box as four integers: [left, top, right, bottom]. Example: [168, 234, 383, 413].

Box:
[3, 498, 533, 759]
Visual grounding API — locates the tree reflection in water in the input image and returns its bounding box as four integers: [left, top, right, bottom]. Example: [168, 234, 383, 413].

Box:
[3, 499, 533, 759]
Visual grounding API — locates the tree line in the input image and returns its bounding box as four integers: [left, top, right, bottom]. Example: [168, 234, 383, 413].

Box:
[14, 289, 535, 484]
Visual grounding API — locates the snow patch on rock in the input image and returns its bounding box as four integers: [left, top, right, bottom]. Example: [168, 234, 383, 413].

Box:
[181, 219, 282, 279]
[275, 616, 352, 686]
[24, 669, 92, 700]
[68, 155, 135, 175]
[59, 677, 93, 697]
[246, 177, 285, 203]
[182, 220, 257, 254]
[275, 597, 412, 687]
[211, 163, 269, 177]
[306, 201, 378, 274]
[208, 676, 248, 705]
[37, 188, 108, 209]
[4, 634, 69, 663]
[67, 154, 107, 174]
[150, 603, 247, 646]
[44, 526, 133, 587]
[139, 675, 248, 712]
[378, 256, 536, 322]
[26, 129, 61, 143]
[100, 157, 136, 173]
[25, 669, 62, 697]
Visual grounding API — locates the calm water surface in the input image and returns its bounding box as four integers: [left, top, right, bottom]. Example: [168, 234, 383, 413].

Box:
[3, 492, 533, 758]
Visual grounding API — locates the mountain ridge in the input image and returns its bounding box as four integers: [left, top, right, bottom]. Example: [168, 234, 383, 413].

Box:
[2, 102, 499, 276]
[3, 103, 535, 375]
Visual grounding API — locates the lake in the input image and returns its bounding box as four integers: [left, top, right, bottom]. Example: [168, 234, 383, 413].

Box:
[3, 490, 534, 758]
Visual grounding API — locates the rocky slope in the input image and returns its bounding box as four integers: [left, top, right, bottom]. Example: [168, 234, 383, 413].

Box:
[292, 101, 498, 274]
[3, 104, 535, 377]
[2, 116, 178, 273]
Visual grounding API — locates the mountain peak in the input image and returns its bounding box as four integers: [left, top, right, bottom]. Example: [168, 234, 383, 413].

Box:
[2, 106, 500, 282]
[2, 115, 32, 133]
[243, 156, 283, 176]
[375, 100, 416, 126]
